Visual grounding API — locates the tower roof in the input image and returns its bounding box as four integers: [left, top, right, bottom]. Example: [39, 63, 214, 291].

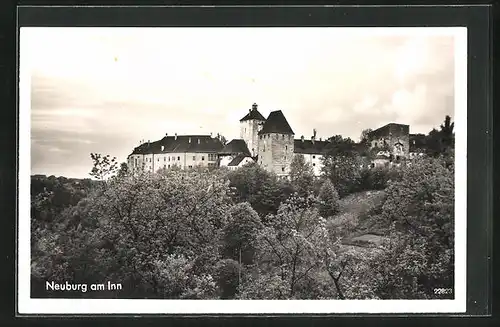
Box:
[239, 103, 266, 122]
[219, 139, 251, 156]
[258, 110, 294, 135]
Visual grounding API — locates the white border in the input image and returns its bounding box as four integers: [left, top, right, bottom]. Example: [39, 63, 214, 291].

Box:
[18, 26, 467, 314]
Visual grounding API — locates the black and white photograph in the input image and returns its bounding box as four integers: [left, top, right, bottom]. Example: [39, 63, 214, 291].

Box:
[18, 25, 467, 314]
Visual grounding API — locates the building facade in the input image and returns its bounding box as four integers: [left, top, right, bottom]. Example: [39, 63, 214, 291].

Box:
[368, 123, 410, 160]
[128, 104, 415, 176]
[127, 134, 223, 172]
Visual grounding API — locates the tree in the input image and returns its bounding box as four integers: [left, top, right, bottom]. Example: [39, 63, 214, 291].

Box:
[369, 157, 454, 299]
[226, 163, 294, 218]
[359, 128, 373, 145]
[89, 153, 118, 181]
[320, 135, 361, 197]
[117, 162, 129, 178]
[317, 179, 340, 218]
[243, 194, 327, 298]
[35, 169, 233, 299]
[440, 115, 455, 148]
[289, 154, 315, 197]
[222, 202, 263, 266]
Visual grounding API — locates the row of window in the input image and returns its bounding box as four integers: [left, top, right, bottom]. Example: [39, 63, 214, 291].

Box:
[132, 153, 218, 165]
[259, 134, 292, 140]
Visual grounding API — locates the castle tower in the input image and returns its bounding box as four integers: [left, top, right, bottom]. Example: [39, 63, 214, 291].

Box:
[239, 103, 266, 157]
[257, 110, 295, 176]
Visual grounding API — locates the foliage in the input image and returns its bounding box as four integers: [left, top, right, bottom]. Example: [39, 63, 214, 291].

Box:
[425, 115, 455, 157]
[357, 166, 403, 192]
[225, 162, 294, 218]
[222, 202, 263, 265]
[89, 153, 119, 181]
[369, 157, 454, 299]
[32, 169, 233, 299]
[289, 154, 315, 197]
[321, 154, 361, 198]
[317, 179, 340, 218]
[214, 259, 241, 299]
[117, 162, 129, 178]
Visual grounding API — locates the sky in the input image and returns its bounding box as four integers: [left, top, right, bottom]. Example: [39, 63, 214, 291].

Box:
[23, 27, 458, 178]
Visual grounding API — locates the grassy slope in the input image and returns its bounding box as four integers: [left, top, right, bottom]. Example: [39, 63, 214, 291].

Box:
[328, 190, 388, 249]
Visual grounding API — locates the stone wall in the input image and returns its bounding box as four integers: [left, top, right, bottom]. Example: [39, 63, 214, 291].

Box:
[240, 119, 262, 157]
[258, 133, 294, 176]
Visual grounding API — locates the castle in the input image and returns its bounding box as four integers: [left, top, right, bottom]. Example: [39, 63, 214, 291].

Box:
[127, 103, 417, 175]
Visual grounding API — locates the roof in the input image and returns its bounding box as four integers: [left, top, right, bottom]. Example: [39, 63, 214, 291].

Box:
[368, 123, 409, 139]
[293, 139, 329, 154]
[227, 154, 250, 167]
[219, 139, 251, 156]
[258, 110, 294, 135]
[239, 103, 266, 122]
[131, 135, 224, 155]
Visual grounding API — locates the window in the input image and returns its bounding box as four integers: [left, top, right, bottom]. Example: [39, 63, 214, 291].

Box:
[260, 135, 262, 139]
[202, 156, 205, 161]
[313, 163, 316, 166]
[312, 155, 316, 159]
[193, 156, 196, 161]
[164, 165, 166, 169]
[188, 165, 193, 169]
[158, 158, 160, 161]
[178, 156, 180, 161]
[282, 135, 285, 140]
[164, 157, 166, 161]
[168, 164, 170, 168]
[281, 167, 285, 172]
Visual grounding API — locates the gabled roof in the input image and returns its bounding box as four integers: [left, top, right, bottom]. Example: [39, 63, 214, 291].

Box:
[239, 104, 266, 122]
[219, 139, 251, 156]
[227, 154, 250, 167]
[258, 110, 294, 135]
[293, 139, 329, 154]
[131, 135, 224, 155]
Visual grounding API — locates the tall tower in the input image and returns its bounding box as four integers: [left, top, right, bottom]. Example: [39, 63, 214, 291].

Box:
[239, 103, 266, 157]
[257, 110, 295, 176]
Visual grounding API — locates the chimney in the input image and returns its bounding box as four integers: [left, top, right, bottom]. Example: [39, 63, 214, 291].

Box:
[311, 137, 315, 144]
[252, 103, 258, 111]
[313, 128, 317, 140]
[301, 135, 304, 142]
[174, 133, 177, 140]
[165, 133, 168, 137]
[210, 132, 213, 137]
[319, 137, 322, 142]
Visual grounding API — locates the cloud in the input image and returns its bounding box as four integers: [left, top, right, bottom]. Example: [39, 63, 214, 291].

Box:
[24, 27, 458, 177]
